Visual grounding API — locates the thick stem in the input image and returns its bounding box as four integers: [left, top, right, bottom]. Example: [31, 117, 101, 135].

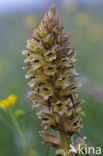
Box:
[59, 131, 74, 156]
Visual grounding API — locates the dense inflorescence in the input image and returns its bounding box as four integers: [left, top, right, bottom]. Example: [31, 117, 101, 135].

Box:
[22, 5, 85, 156]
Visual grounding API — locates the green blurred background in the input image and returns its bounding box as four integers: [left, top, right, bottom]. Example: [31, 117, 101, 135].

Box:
[0, 0, 103, 155]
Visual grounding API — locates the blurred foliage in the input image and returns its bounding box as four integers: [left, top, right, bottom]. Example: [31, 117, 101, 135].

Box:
[85, 23, 103, 42]
[0, 1, 103, 156]
[75, 13, 91, 27]
[0, 58, 9, 76]
[64, 1, 78, 13]
[25, 14, 40, 29]
[29, 149, 38, 156]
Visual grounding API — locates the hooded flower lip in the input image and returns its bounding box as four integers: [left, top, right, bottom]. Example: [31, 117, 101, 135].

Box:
[23, 4, 85, 155]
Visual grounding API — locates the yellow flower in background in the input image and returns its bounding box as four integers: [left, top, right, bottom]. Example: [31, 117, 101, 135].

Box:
[0, 100, 10, 109]
[8, 94, 17, 105]
[75, 13, 91, 27]
[86, 23, 103, 42]
[29, 149, 38, 156]
[0, 94, 17, 109]
[25, 14, 40, 28]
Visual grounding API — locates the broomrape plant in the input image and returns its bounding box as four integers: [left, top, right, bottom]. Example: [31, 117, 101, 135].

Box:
[22, 5, 86, 156]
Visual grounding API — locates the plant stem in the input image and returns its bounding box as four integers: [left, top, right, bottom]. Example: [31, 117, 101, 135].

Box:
[9, 109, 28, 156]
[59, 131, 74, 156]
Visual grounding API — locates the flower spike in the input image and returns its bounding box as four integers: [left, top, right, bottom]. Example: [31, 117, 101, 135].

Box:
[23, 5, 85, 156]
